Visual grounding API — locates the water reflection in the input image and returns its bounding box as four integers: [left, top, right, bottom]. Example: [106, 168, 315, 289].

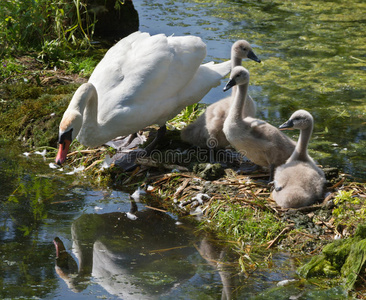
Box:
[53, 200, 243, 299]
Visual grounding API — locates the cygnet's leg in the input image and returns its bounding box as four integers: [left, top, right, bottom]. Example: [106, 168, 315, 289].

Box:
[269, 164, 275, 182]
[236, 163, 260, 175]
[144, 125, 167, 155]
[269, 180, 282, 192]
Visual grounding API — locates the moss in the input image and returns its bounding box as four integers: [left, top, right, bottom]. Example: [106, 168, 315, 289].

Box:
[0, 83, 78, 147]
[341, 239, 366, 290]
[298, 255, 338, 278]
[355, 223, 366, 239]
[322, 239, 354, 271]
[298, 223, 366, 290]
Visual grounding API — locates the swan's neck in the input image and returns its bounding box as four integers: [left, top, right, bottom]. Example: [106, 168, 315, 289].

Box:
[71, 84, 102, 146]
[289, 125, 313, 162]
[228, 82, 248, 122]
[75, 86, 97, 119]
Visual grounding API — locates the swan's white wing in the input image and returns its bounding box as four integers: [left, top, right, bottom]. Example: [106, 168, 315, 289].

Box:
[115, 34, 207, 104]
[89, 32, 207, 131]
[89, 33, 206, 119]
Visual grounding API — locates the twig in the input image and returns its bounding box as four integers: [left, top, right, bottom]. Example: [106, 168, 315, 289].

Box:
[266, 225, 294, 249]
[329, 177, 345, 189]
[84, 159, 103, 171]
[148, 245, 189, 254]
[145, 205, 167, 213]
[173, 178, 191, 198]
[67, 149, 101, 156]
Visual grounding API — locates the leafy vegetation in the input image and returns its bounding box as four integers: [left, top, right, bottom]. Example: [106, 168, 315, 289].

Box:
[0, 0, 99, 54]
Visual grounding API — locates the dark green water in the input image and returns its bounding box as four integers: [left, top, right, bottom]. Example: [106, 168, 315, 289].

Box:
[138, 0, 366, 181]
[1, 0, 364, 299]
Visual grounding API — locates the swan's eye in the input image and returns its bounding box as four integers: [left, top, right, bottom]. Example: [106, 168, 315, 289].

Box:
[59, 128, 73, 144]
[242, 47, 247, 51]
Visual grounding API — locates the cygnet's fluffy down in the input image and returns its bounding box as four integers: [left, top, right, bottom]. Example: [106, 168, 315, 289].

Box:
[272, 109, 326, 208]
[222, 66, 296, 179]
[180, 40, 261, 149]
[272, 161, 325, 208]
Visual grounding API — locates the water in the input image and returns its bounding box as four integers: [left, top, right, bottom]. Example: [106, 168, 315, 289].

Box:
[136, 0, 366, 181]
[0, 141, 349, 299]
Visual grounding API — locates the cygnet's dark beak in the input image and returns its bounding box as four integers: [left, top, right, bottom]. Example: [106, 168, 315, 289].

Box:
[248, 50, 261, 63]
[223, 78, 236, 92]
[279, 119, 294, 131]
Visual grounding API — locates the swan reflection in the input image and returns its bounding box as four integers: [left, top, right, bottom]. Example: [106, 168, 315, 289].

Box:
[54, 202, 241, 299]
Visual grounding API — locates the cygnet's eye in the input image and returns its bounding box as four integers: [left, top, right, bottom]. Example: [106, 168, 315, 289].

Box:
[242, 47, 247, 51]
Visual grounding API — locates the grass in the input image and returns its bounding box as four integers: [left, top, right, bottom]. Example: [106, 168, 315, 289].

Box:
[206, 198, 284, 244]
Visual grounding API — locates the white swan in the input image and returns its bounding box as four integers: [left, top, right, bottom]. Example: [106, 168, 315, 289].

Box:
[222, 66, 296, 179]
[272, 110, 326, 208]
[55, 31, 231, 164]
[180, 40, 261, 148]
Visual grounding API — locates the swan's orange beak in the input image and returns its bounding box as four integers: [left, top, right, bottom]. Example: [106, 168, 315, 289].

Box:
[55, 140, 71, 165]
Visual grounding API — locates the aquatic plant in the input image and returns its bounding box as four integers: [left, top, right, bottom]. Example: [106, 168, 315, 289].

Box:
[298, 223, 366, 292]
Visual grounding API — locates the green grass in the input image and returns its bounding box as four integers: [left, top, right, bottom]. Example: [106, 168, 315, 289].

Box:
[204, 199, 284, 245]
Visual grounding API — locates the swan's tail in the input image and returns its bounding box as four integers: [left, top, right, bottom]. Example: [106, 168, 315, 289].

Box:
[202, 60, 231, 77]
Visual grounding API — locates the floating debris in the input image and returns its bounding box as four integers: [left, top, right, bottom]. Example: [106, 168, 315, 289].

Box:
[191, 193, 210, 204]
[131, 187, 147, 202]
[49, 162, 59, 169]
[65, 166, 85, 175]
[100, 154, 112, 170]
[126, 212, 138, 220]
[277, 279, 297, 287]
[190, 206, 203, 219]
[34, 149, 47, 157]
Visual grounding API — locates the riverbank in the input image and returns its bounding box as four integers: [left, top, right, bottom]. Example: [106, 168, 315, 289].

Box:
[1, 55, 366, 297]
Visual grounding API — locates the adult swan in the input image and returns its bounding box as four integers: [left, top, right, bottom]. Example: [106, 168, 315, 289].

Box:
[55, 31, 231, 165]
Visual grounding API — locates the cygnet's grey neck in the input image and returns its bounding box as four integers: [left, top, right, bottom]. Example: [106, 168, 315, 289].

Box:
[289, 124, 313, 162]
[232, 56, 242, 69]
[229, 82, 249, 122]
